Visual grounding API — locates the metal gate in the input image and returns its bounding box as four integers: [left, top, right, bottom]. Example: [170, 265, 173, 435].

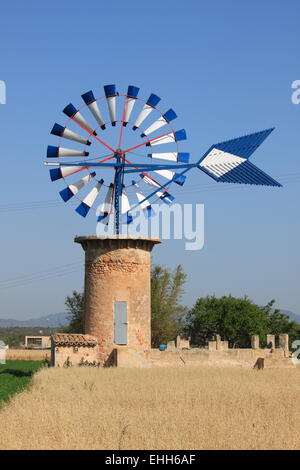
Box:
[114, 301, 127, 345]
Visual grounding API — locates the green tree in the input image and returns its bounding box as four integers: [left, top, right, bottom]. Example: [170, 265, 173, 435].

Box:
[63, 290, 84, 333]
[151, 264, 187, 347]
[263, 300, 298, 346]
[185, 295, 269, 348]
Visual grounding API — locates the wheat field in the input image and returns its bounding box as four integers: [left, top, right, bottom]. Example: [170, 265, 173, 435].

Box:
[0, 365, 299, 450]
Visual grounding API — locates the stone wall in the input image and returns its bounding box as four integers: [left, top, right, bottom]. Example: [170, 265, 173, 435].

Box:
[51, 344, 100, 367]
[6, 349, 50, 361]
[112, 346, 294, 368]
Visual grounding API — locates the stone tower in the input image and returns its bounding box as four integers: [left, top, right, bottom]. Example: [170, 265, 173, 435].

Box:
[75, 235, 161, 365]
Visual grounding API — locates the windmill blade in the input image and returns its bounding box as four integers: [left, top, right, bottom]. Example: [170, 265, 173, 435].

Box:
[81, 90, 106, 130]
[104, 84, 117, 126]
[63, 103, 97, 135]
[154, 169, 175, 180]
[120, 186, 134, 224]
[75, 179, 104, 217]
[50, 164, 85, 181]
[47, 146, 89, 158]
[198, 128, 282, 187]
[148, 152, 190, 163]
[141, 109, 177, 137]
[131, 181, 155, 218]
[146, 129, 187, 147]
[59, 172, 96, 202]
[152, 169, 186, 186]
[132, 93, 161, 130]
[97, 183, 114, 224]
[123, 85, 139, 126]
[51, 123, 91, 146]
[141, 174, 174, 204]
[121, 186, 131, 214]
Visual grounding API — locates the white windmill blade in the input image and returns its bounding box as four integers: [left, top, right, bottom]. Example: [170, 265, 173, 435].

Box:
[154, 169, 175, 180]
[81, 90, 105, 130]
[59, 172, 96, 202]
[148, 152, 190, 163]
[51, 123, 91, 146]
[81, 90, 106, 129]
[49, 164, 85, 181]
[47, 146, 89, 158]
[63, 103, 97, 135]
[121, 186, 131, 214]
[141, 109, 177, 137]
[132, 93, 161, 130]
[140, 174, 175, 205]
[75, 179, 104, 217]
[104, 84, 117, 126]
[97, 183, 114, 224]
[131, 180, 155, 217]
[99, 183, 114, 213]
[123, 85, 139, 126]
[146, 129, 187, 147]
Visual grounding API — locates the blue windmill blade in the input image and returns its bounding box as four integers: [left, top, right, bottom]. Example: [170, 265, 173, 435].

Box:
[59, 172, 96, 202]
[140, 109, 177, 138]
[97, 183, 114, 224]
[63, 103, 97, 135]
[49, 164, 87, 182]
[141, 174, 175, 205]
[104, 84, 117, 126]
[75, 179, 104, 217]
[51, 123, 92, 146]
[146, 129, 187, 147]
[132, 93, 161, 130]
[197, 128, 282, 187]
[148, 152, 190, 163]
[131, 180, 156, 218]
[81, 90, 106, 130]
[123, 86, 139, 126]
[47, 146, 89, 158]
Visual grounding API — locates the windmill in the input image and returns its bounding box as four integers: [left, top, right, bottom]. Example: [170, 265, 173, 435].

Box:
[45, 84, 281, 235]
[45, 84, 282, 365]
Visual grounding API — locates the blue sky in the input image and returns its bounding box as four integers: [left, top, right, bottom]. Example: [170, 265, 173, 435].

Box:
[0, 0, 299, 319]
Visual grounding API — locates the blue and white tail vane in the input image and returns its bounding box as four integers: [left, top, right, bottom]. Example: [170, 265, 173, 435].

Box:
[46, 85, 281, 230]
[197, 128, 281, 187]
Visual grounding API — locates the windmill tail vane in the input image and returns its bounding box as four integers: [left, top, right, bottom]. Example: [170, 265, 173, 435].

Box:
[44, 84, 282, 234]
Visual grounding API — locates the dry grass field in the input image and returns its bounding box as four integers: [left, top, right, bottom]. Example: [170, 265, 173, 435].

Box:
[0, 365, 299, 450]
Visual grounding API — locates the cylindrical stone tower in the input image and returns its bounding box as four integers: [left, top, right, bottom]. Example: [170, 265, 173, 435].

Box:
[75, 235, 161, 365]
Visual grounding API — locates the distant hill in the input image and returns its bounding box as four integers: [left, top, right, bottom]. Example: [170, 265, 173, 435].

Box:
[280, 309, 300, 324]
[0, 312, 69, 328]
